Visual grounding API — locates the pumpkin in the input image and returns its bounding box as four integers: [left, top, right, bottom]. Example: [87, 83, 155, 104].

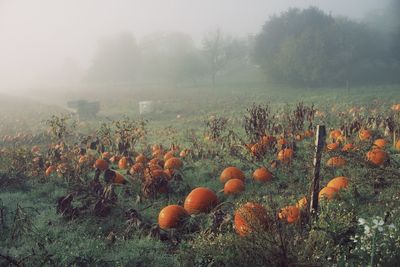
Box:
[94, 159, 109, 171]
[359, 129, 372, 141]
[252, 167, 273, 182]
[367, 149, 388, 166]
[327, 176, 349, 191]
[304, 130, 314, 138]
[152, 149, 164, 159]
[342, 143, 355, 152]
[158, 205, 188, 230]
[234, 202, 269, 236]
[148, 158, 164, 168]
[45, 166, 56, 177]
[327, 143, 339, 151]
[118, 156, 129, 169]
[184, 187, 218, 214]
[296, 197, 307, 210]
[278, 205, 300, 224]
[179, 149, 189, 158]
[224, 178, 245, 195]
[396, 140, 400, 151]
[220, 166, 245, 183]
[135, 154, 146, 164]
[373, 139, 387, 149]
[277, 148, 294, 162]
[329, 130, 342, 140]
[129, 162, 144, 175]
[104, 169, 125, 184]
[114, 171, 125, 184]
[164, 157, 183, 170]
[163, 151, 176, 161]
[319, 187, 338, 200]
[326, 156, 346, 168]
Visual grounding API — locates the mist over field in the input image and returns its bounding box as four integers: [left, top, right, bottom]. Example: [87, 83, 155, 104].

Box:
[0, 0, 397, 93]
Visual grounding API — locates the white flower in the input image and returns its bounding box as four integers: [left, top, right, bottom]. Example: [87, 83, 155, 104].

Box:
[388, 224, 396, 230]
[358, 218, 366, 225]
[378, 226, 384, 232]
[364, 225, 371, 235]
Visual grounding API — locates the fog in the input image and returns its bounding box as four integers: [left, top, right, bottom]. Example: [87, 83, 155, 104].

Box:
[0, 0, 393, 92]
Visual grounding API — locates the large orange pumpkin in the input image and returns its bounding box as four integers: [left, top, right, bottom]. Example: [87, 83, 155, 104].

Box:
[234, 202, 269, 237]
[327, 176, 349, 191]
[184, 187, 218, 214]
[359, 129, 372, 141]
[278, 205, 300, 224]
[164, 157, 183, 170]
[277, 148, 294, 162]
[326, 156, 346, 168]
[252, 167, 273, 182]
[220, 166, 245, 183]
[223, 178, 245, 195]
[373, 139, 387, 149]
[367, 149, 388, 166]
[158, 205, 188, 230]
[319, 187, 338, 200]
[94, 159, 109, 171]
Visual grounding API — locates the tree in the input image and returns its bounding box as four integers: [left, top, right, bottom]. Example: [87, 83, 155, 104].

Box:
[253, 7, 391, 86]
[85, 33, 140, 84]
[202, 29, 246, 88]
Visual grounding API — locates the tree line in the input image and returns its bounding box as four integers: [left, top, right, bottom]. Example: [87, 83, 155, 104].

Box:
[84, 4, 400, 87]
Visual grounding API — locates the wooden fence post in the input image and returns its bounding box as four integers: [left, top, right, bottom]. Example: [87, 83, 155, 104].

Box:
[309, 125, 326, 218]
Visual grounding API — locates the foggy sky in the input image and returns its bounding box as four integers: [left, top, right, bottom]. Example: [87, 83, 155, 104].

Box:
[0, 0, 389, 90]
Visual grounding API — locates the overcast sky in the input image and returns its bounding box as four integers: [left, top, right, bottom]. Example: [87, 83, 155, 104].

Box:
[0, 0, 389, 90]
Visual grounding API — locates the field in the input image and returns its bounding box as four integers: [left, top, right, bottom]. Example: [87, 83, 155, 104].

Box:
[1, 83, 400, 266]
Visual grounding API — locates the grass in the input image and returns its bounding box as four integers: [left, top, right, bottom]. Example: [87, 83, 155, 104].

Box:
[0, 83, 400, 266]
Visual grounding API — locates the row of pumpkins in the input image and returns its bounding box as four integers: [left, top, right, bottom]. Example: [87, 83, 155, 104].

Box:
[158, 165, 350, 237]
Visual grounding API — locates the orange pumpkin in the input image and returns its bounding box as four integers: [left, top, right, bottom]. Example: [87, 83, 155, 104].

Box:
[220, 166, 245, 183]
[94, 159, 109, 171]
[114, 171, 125, 184]
[234, 202, 269, 236]
[327, 143, 339, 151]
[129, 162, 144, 175]
[342, 143, 355, 152]
[135, 154, 147, 164]
[163, 151, 175, 161]
[252, 167, 273, 182]
[359, 129, 372, 141]
[296, 197, 307, 210]
[45, 166, 56, 177]
[396, 140, 400, 151]
[367, 149, 388, 166]
[327, 176, 349, 191]
[278, 205, 300, 224]
[319, 187, 338, 200]
[373, 139, 387, 149]
[223, 178, 245, 195]
[329, 130, 342, 140]
[277, 148, 294, 162]
[184, 187, 218, 214]
[164, 157, 183, 170]
[158, 205, 188, 230]
[326, 156, 346, 168]
[118, 156, 129, 169]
